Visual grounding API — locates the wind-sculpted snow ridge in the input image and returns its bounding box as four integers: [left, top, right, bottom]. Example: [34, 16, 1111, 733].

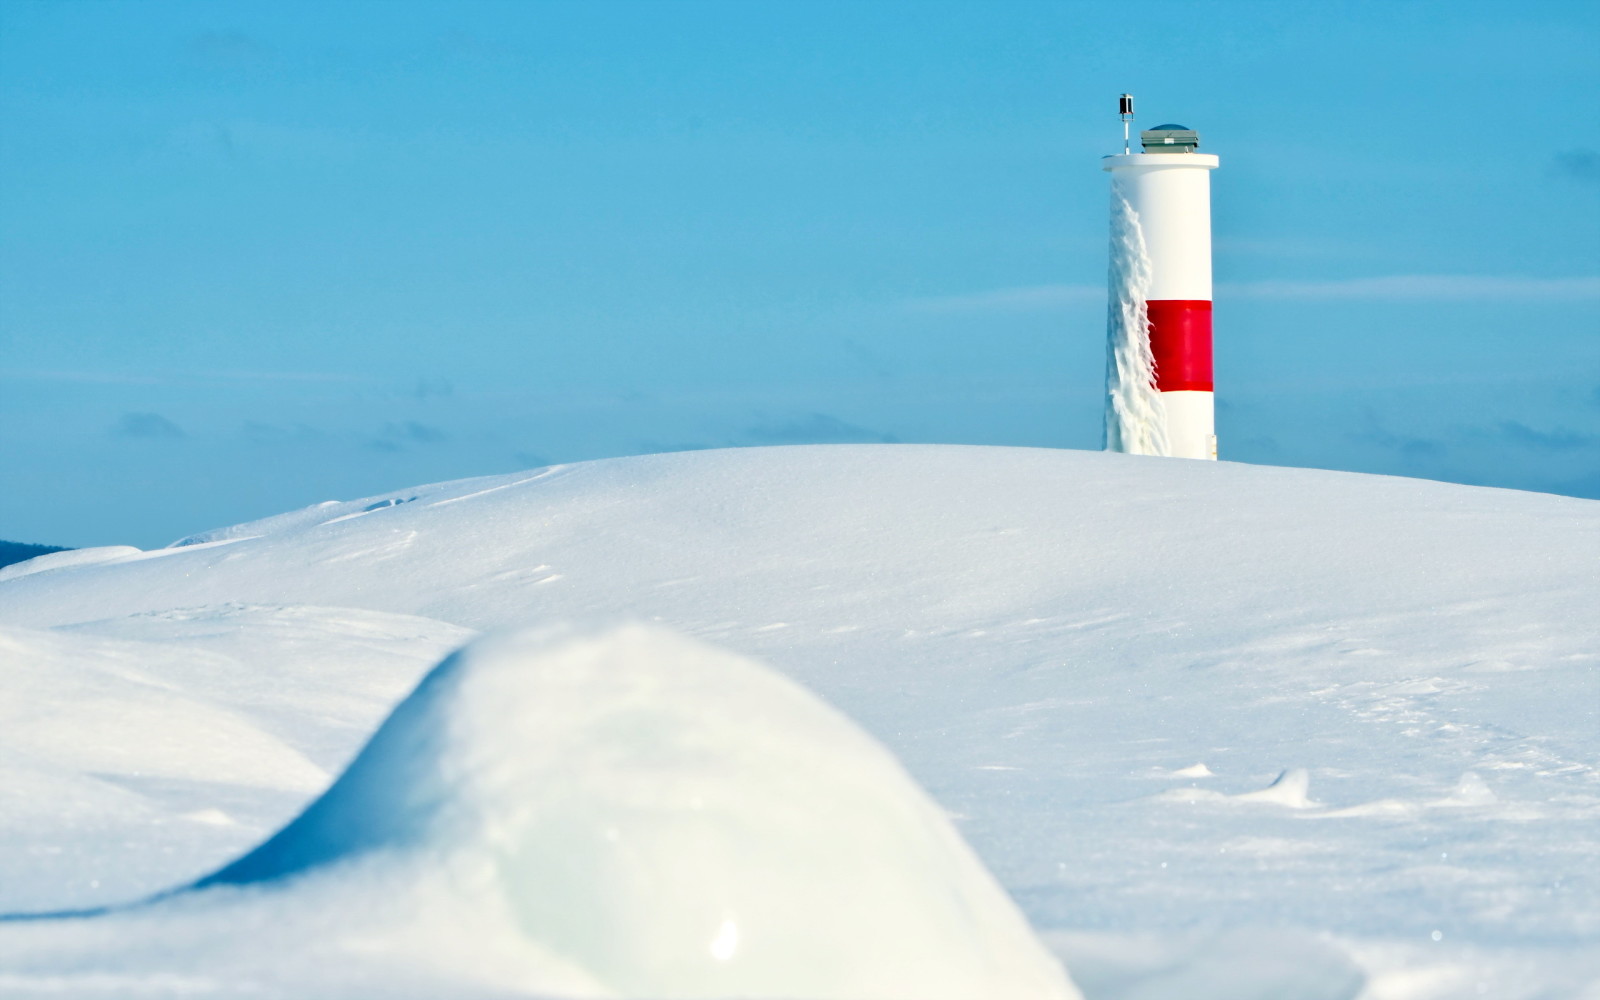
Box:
[0, 605, 476, 912]
[0, 626, 1080, 1000]
[0, 545, 141, 582]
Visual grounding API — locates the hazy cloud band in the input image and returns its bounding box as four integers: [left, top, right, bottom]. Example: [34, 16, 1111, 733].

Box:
[908, 275, 1600, 312]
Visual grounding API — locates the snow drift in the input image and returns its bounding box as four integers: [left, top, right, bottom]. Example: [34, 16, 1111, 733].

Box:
[5, 626, 1078, 999]
[211, 625, 1077, 998]
[2, 444, 1597, 998]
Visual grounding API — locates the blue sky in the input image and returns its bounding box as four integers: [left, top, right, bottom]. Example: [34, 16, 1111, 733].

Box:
[2, 0, 1597, 548]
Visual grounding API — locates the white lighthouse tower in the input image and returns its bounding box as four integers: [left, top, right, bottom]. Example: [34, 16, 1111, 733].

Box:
[1102, 96, 1219, 460]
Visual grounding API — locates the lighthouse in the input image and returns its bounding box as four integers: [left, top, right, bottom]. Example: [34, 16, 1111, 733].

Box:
[1102, 96, 1219, 460]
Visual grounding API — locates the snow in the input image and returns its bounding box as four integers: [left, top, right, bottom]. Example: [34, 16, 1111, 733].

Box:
[185, 626, 1067, 998]
[1, 444, 1597, 998]
[0, 606, 472, 911]
[0, 546, 143, 582]
[1104, 190, 1167, 456]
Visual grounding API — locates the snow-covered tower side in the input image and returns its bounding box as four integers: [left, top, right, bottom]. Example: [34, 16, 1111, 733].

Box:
[1103, 113, 1220, 460]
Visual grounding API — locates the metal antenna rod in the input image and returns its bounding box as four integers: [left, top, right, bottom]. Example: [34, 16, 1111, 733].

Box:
[1119, 93, 1134, 154]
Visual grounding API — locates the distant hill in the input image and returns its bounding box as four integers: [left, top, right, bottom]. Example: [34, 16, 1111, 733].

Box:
[0, 540, 69, 571]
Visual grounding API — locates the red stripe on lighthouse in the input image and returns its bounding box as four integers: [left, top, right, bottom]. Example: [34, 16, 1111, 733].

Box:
[1147, 299, 1213, 392]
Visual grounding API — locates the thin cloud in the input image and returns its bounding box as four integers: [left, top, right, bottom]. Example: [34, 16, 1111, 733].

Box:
[842, 339, 894, 379]
[1552, 149, 1600, 185]
[113, 413, 186, 440]
[1, 369, 370, 385]
[198, 369, 372, 383]
[380, 421, 449, 445]
[1213, 236, 1358, 258]
[242, 421, 324, 446]
[1351, 412, 1443, 461]
[1220, 275, 1600, 301]
[171, 120, 364, 165]
[904, 274, 1599, 314]
[1496, 421, 1598, 452]
[2, 369, 165, 385]
[1230, 434, 1283, 457]
[746, 413, 898, 445]
[904, 284, 1105, 314]
[368, 421, 447, 453]
[413, 377, 454, 400]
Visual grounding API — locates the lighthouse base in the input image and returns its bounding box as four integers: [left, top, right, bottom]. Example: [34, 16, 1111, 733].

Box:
[1161, 390, 1217, 460]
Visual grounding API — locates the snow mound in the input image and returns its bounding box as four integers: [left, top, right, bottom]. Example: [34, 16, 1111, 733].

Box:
[1156, 768, 1318, 809]
[0, 545, 141, 582]
[1232, 768, 1316, 808]
[1430, 771, 1496, 808]
[181, 625, 1076, 999]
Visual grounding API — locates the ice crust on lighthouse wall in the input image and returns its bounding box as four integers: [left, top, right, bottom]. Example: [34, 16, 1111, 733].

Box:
[1104, 187, 1170, 457]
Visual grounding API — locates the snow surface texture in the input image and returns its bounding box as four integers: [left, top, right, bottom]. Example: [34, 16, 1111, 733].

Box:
[2, 445, 1598, 998]
[4, 627, 1077, 999]
[1104, 188, 1168, 457]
